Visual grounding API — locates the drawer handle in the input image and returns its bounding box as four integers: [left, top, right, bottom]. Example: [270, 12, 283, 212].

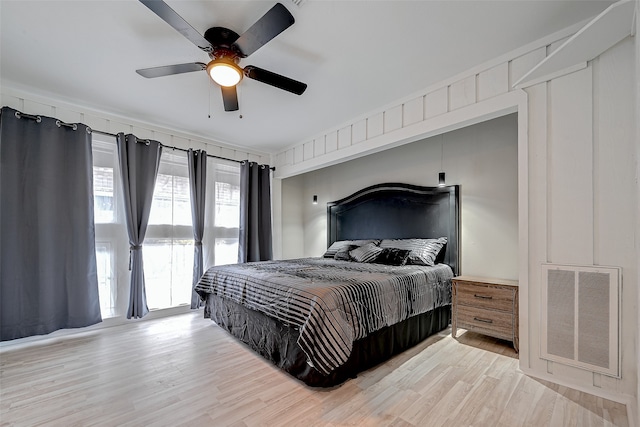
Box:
[474, 294, 493, 300]
[473, 317, 493, 324]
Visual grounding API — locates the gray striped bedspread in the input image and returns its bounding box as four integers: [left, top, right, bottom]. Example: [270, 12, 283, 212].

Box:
[195, 258, 453, 375]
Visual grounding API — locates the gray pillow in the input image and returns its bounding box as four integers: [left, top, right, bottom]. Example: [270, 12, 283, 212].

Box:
[349, 242, 384, 263]
[323, 239, 379, 258]
[378, 237, 447, 266]
[334, 245, 358, 261]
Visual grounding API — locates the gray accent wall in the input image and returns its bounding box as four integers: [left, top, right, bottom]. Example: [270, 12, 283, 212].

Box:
[281, 113, 518, 281]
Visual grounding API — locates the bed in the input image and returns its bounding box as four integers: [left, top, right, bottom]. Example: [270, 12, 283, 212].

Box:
[195, 183, 460, 387]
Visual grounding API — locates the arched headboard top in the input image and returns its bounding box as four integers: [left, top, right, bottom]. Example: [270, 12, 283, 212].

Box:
[327, 183, 460, 275]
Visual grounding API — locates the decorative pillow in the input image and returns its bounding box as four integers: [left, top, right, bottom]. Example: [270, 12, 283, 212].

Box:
[349, 242, 384, 263]
[323, 239, 379, 258]
[334, 245, 358, 261]
[379, 237, 447, 266]
[374, 248, 411, 266]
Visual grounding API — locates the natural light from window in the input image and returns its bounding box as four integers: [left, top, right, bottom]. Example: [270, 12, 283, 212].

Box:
[144, 152, 193, 310]
[91, 138, 241, 317]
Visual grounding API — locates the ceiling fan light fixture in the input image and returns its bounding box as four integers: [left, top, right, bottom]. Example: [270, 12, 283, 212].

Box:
[207, 59, 243, 87]
[136, 1, 306, 111]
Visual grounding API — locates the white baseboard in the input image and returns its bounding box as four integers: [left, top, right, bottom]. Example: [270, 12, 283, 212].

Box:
[0, 305, 197, 350]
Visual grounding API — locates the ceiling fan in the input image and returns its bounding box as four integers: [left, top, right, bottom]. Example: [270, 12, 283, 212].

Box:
[136, 0, 307, 112]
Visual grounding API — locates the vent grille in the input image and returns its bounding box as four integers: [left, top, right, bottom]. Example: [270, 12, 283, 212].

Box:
[546, 269, 575, 360]
[541, 264, 620, 377]
[288, 0, 306, 7]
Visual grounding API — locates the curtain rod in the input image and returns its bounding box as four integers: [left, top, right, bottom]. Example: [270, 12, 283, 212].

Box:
[92, 129, 275, 171]
[13, 111, 274, 171]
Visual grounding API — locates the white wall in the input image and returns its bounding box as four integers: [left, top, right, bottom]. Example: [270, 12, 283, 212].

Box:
[274, 12, 638, 418]
[281, 114, 519, 281]
[524, 34, 637, 403]
[280, 176, 305, 260]
[0, 88, 271, 165]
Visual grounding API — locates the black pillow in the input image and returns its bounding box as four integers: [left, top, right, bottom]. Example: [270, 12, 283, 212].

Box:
[375, 248, 411, 266]
[334, 245, 358, 261]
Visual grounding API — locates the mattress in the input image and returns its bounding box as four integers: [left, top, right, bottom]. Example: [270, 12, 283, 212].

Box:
[195, 258, 453, 375]
[205, 292, 451, 387]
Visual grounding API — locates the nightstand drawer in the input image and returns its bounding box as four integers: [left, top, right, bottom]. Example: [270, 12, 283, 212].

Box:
[456, 305, 514, 340]
[452, 276, 519, 352]
[455, 282, 515, 312]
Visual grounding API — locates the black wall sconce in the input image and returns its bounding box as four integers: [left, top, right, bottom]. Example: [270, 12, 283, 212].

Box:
[438, 134, 446, 187]
[312, 195, 318, 204]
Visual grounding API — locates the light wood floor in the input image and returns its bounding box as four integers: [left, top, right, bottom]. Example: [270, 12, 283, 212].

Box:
[0, 312, 628, 427]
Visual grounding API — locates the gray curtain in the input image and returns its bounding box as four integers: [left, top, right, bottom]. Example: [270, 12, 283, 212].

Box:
[187, 149, 206, 308]
[0, 107, 101, 341]
[116, 133, 162, 319]
[238, 161, 273, 262]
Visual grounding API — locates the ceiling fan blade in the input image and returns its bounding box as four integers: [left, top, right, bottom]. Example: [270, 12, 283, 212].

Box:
[244, 66, 307, 95]
[136, 62, 206, 78]
[221, 86, 239, 111]
[139, 0, 213, 52]
[232, 3, 294, 57]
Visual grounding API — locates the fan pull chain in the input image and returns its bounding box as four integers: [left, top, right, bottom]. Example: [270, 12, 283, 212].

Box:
[208, 77, 213, 119]
[237, 84, 242, 119]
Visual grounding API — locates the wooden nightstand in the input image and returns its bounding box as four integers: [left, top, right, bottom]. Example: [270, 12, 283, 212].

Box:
[452, 276, 519, 352]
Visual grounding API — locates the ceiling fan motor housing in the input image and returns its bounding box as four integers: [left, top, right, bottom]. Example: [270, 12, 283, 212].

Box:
[204, 27, 245, 59]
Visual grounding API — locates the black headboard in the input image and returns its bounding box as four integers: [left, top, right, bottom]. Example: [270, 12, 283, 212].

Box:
[327, 183, 460, 275]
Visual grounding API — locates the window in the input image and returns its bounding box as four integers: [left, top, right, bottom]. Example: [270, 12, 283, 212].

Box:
[143, 238, 193, 309]
[91, 137, 241, 316]
[148, 170, 192, 226]
[92, 138, 126, 318]
[214, 180, 240, 228]
[144, 152, 194, 310]
[92, 142, 116, 224]
[214, 238, 238, 266]
[93, 166, 115, 223]
[95, 241, 115, 316]
[203, 160, 241, 268]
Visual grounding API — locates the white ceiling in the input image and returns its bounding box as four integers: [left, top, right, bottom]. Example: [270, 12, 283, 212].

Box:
[0, 0, 613, 153]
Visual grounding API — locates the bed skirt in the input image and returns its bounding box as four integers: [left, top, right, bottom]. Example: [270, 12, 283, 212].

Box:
[204, 293, 451, 387]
